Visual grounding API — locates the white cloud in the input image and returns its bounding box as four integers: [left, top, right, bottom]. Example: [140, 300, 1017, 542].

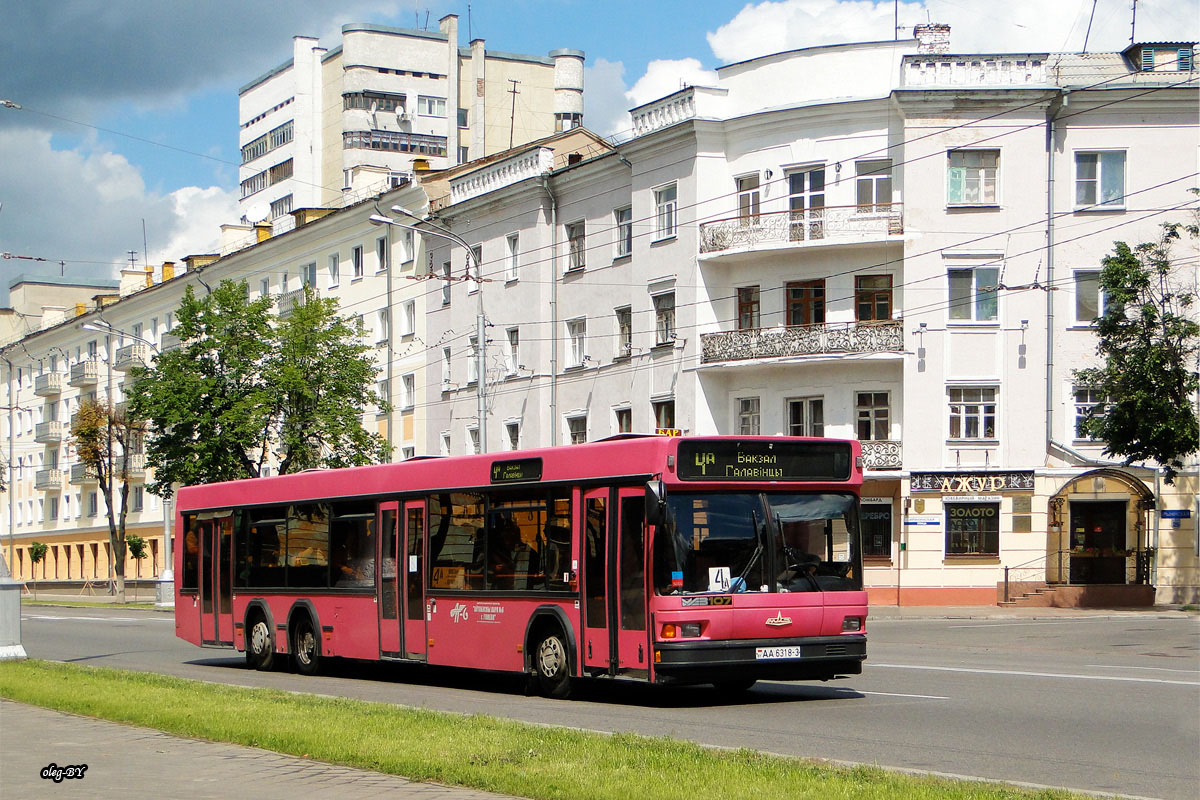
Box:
[584, 58, 631, 137]
[626, 59, 721, 108]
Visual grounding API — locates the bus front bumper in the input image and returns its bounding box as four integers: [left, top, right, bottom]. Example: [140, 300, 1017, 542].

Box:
[652, 634, 866, 684]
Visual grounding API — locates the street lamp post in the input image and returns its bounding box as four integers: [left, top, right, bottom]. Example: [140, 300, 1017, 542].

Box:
[370, 206, 488, 454]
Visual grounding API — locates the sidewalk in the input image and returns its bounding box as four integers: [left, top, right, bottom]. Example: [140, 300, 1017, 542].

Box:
[0, 700, 519, 800]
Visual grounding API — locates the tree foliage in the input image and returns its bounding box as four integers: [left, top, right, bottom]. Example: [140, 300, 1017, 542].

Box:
[129, 280, 389, 497]
[1075, 216, 1199, 483]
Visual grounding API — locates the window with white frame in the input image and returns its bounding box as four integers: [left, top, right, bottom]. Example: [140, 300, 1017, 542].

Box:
[615, 306, 632, 358]
[402, 300, 415, 336]
[736, 175, 760, 225]
[948, 266, 999, 322]
[947, 149, 999, 206]
[260, 277, 270, 298]
[88, 491, 98, 517]
[653, 293, 675, 345]
[788, 397, 824, 437]
[48, 496, 59, 521]
[441, 347, 452, 390]
[1074, 270, 1102, 323]
[376, 308, 389, 343]
[855, 160, 893, 211]
[377, 236, 389, 272]
[1074, 151, 1125, 208]
[653, 399, 675, 431]
[614, 206, 632, 257]
[468, 336, 479, 384]
[948, 386, 997, 440]
[738, 397, 760, 435]
[418, 95, 447, 117]
[301, 262, 317, 287]
[441, 432, 451, 456]
[376, 379, 390, 411]
[505, 233, 520, 281]
[505, 327, 520, 374]
[654, 184, 677, 240]
[566, 222, 585, 270]
[1073, 386, 1106, 440]
[567, 415, 588, 444]
[401, 446, 415, 460]
[615, 407, 632, 433]
[352, 245, 364, 279]
[401, 373, 415, 410]
[279, 271, 289, 294]
[441, 261, 452, 305]
[566, 318, 586, 367]
[856, 392, 890, 440]
[399, 228, 414, 263]
[468, 426, 480, 454]
[506, 421, 520, 450]
[467, 244, 482, 292]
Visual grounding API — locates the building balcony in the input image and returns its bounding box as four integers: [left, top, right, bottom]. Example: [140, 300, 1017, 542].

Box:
[35, 468, 64, 491]
[700, 320, 904, 364]
[698, 204, 903, 259]
[69, 462, 99, 485]
[122, 453, 147, 481]
[160, 331, 182, 352]
[34, 420, 64, 444]
[114, 343, 151, 372]
[278, 287, 319, 318]
[861, 440, 903, 470]
[68, 359, 100, 387]
[34, 372, 63, 397]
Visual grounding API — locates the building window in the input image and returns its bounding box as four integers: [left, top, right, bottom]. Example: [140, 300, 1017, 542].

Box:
[505, 328, 520, 374]
[788, 168, 826, 240]
[862, 503, 892, 558]
[615, 306, 632, 358]
[401, 446, 415, 460]
[259, 277, 270, 298]
[566, 318, 586, 367]
[468, 427, 480, 455]
[468, 336, 479, 384]
[457, 107, 469, 128]
[506, 422, 520, 450]
[567, 415, 588, 444]
[48, 496, 59, 521]
[377, 236, 389, 272]
[613, 206, 632, 258]
[376, 379, 391, 411]
[377, 309, 390, 343]
[441, 347, 452, 390]
[786, 280, 825, 326]
[269, 194, 293, 218]
[615, 407, 632, 434]
[505, 233, 520, 281]
[402, 300, 416, 337]
[87, 491, 98, 518]
[736, 175, 760, 225]
[1073, 386, 1105, 440]
[654, 184, 677, 240]
[654, 293, 675, 345]
[856, 392, 890, 440]
[301, 262, 317, 287]
[945, 502, 1000, 556]
[738, 397, 760, 435]
[947, 149, 999, 206]
[401, 373, 415, 411]
[948, 267, 999, 322]
[441, 433, 451, 456]
[1074, 152, 1125, 208]
[555, 111, 583, 131]
[1074, 270, 1101, 323]
[467, 244, 482, 290]
[352, 245, 364, 279]
[653, 400, 675, 431]
[948, 387, 997, 440]
[855, 160, 892, 211]
[418, 95, 447, 117]
[788, 397, 824, 437]
[855, 275, 893, 321]
[737, 286, 760, 330]
[458, 146, 469, 163]
[399, 228, 414, 263]
[566, 222, 586, 271]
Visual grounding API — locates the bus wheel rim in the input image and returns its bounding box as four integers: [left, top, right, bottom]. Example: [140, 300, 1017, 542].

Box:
[250, 621, 269, 654]
[538, 637, 563, 677]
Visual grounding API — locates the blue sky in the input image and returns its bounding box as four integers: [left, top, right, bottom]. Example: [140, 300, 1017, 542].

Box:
[2, 0, 1195, 304]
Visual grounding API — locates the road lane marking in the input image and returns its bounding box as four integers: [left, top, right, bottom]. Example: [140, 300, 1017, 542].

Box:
[946, 620, 1148, 628]
[1085, 664, 1200, 674]
[856, 690, 950, 700]
[871, 663, 1200, 686]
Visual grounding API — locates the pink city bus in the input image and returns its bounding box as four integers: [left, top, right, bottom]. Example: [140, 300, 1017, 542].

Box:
[174, 435, 867, 696]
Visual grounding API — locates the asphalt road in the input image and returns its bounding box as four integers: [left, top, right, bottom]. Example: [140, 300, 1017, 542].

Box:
[12, 606, 1200, 800]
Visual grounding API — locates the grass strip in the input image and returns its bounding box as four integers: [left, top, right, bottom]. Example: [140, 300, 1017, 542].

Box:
[1, 659, 1083, 800]
[21, 599, 159, 610]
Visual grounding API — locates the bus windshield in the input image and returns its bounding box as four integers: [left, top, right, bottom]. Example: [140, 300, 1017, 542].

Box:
[653, 492, 861, 595]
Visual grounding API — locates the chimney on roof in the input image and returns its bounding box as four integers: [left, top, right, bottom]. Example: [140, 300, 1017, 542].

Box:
[161, 261, 175, 281]
[254, 222, 272, 243]
[914, 23, 951, 54]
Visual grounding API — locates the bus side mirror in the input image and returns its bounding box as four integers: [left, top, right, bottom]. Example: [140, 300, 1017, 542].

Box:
[645, 479, 666, 526]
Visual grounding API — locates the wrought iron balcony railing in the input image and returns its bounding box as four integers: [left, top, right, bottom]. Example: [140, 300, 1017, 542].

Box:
[699, 204, 903, 254]
[861, 440, 902, 470]
[700, 320, 904, 363]
[278, 287, 319, 318]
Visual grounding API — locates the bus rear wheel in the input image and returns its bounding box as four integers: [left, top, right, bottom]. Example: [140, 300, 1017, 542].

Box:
[291, 616, 321, 676]
[245, 615, 275, 671]
[533, 630, 573, 699]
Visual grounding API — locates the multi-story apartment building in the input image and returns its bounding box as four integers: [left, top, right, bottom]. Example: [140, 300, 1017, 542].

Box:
[238, 14, 584, 223]
[416, 27, 1198, 605]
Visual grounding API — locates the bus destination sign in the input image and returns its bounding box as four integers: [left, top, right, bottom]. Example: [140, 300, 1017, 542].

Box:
[677, 440, 851, 481]
[490, 457, 543, 484]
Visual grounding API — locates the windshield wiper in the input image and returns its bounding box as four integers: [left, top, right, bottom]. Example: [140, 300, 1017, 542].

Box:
[732, 509, 763, 592]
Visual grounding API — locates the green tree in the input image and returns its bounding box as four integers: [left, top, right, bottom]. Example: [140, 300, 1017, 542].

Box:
[127, 534, 148, 578]
[71, 398, 144, 602]
[28, 541, 47, 598]
[1075, 217, 1199, 483]
[129, 280, 389, 496]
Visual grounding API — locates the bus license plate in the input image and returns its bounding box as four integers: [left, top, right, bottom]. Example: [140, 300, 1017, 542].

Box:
[755, 646, 803, 660]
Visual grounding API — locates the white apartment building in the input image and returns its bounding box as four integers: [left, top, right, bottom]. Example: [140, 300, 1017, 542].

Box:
[238, 14, 584, 222]
[416, 27, 1198, 605]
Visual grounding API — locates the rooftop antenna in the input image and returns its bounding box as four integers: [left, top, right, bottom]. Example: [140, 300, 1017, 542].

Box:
[894, 0, 899, 41]
[1083, 0, 1099, 52]
[508, 79, 520, 149]
[468, 3, 473, 40]
[1130, 0, 1138, 45]
[142, 217, 149, 269]
[127, 250, 138, 270]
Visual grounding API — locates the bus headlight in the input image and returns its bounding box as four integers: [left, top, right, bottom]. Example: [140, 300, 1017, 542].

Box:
[842, 617, 863, 632]
[680, 622, 702, 638]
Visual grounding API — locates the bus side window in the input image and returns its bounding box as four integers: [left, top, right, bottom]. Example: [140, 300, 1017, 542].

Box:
[181, 514, 199, 591]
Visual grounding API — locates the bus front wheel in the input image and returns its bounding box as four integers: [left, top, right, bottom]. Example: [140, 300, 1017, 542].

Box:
[291, 616, 321, 676]
[533, 630, 573, 699]
[245, 615, 275, 671]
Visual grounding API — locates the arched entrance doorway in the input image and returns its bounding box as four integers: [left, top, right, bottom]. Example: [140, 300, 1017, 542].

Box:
[1048, 469, 1155, 586]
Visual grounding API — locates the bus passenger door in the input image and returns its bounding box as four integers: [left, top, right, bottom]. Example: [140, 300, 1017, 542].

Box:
[612, 488, 648, 673]
[402, 501, 428, 660]
[581, 488, 610, 671]
[377, 502, 401, 657]
[200, 515, 234, 645]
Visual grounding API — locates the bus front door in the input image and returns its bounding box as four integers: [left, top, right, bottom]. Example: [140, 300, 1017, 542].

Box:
[581, 488, 610, 671]
[612, 488, 648, 674]
[200, 515, 234, 645]
[377, 502, 401, 657]
[402, 501, 427, 660]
